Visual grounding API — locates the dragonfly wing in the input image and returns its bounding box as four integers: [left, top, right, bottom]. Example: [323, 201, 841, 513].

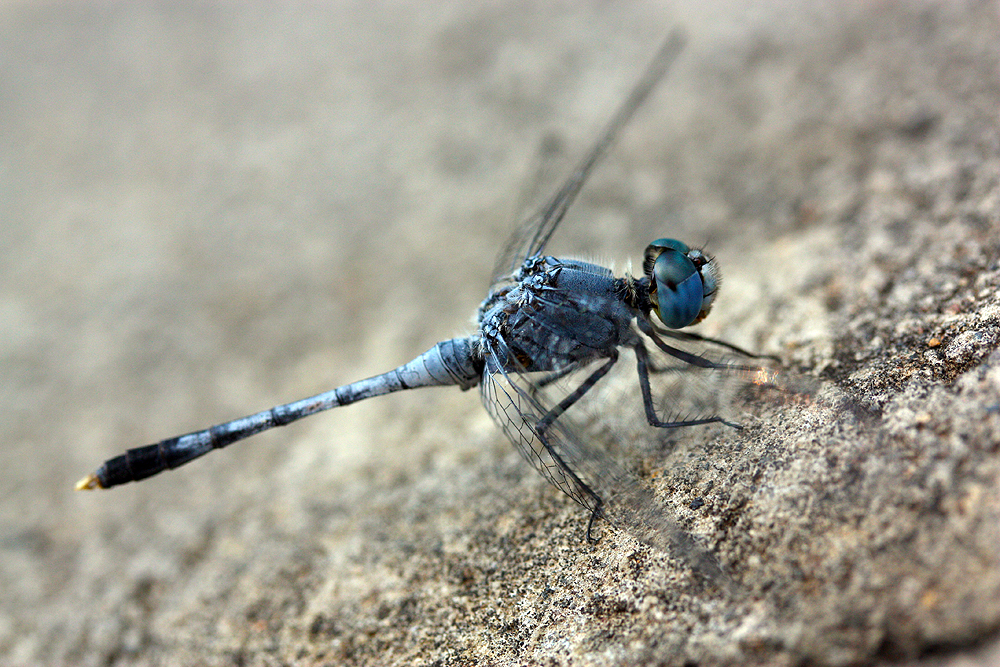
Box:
[480, 355, 600, 510]
[479, 339, 727, 582]
[488, 31, 687, 287]
[478, 288, 842, 584]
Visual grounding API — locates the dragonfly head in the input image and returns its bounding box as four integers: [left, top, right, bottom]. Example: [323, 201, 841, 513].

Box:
[642, 238, 718, 328]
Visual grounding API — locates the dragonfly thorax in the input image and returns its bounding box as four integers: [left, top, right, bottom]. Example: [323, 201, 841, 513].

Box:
[478, 256, 638, 374]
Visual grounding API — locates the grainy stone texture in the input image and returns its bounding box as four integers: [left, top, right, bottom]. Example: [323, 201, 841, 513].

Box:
[1, 2, 998, 666]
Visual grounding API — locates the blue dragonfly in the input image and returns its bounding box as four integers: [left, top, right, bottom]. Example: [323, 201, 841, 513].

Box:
[77, 32, 786, 576]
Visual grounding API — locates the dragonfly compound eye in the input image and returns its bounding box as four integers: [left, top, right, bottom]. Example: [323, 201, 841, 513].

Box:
[643, 238, 716, 329]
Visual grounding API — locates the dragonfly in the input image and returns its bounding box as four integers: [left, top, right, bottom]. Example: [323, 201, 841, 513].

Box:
[77, 32, 786, 577]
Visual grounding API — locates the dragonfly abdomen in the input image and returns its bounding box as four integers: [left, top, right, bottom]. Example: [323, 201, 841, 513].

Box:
[77, 337, 483, 490]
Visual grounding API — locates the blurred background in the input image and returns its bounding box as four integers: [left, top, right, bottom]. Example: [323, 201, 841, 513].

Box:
[2, 2, 998, 665]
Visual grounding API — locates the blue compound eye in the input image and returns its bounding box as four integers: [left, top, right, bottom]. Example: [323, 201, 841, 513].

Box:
[643, 238, 715, 329]
[648, 238, 690, 255]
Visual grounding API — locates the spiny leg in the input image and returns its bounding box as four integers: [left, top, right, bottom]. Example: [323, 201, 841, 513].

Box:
[530, 362, 586, 393]
[534, 352, 619, 541]
[653, 327, 780, 362]
[642, 356, 688, 375]
[634, 341, 742, 430]
[636, 317, 764, 374]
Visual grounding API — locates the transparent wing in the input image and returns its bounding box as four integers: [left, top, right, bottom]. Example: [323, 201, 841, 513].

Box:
[480, 359, 600, 510]
[489, 31, 687, 287]
[479, 300, 829, 582]
[480, 345, 736, 583]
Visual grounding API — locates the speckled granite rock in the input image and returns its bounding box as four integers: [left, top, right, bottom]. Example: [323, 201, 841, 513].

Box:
[2, 2, 997, 665]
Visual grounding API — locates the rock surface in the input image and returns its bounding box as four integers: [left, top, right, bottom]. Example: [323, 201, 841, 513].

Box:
[2, 1, 998, 665]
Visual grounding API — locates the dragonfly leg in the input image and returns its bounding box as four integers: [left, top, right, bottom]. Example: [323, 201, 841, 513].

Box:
[536, 352, 618, 432]
[585, 496, 604, 543]
[655, 328, 780, 362]
[642, 358, 687, 375]
[529, 362, 588, 401]
[637, 318, 765, 374]
[634, 341, 742, 430]
[534, 364, 578, 389]
[534, 352, 619, 536]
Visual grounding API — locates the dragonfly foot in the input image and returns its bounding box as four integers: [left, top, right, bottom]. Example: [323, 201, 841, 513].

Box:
[585, 500, 604, 543]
